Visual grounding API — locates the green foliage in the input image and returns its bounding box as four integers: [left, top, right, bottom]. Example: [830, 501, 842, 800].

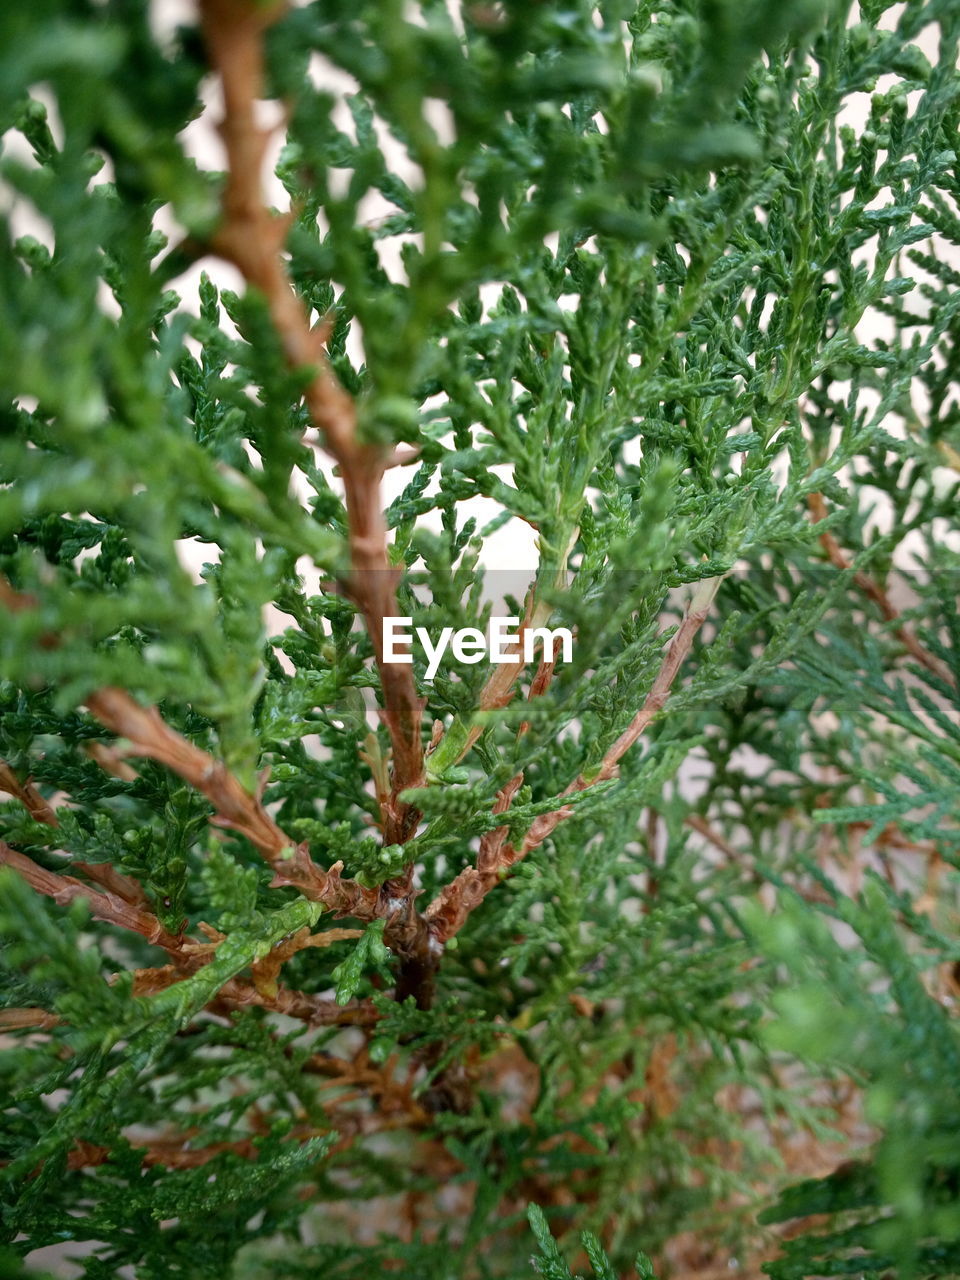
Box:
[528, 1203, 657, 1280]
[2, 0, 960, 1277]
[747, 879, 960, 1277]
[331, 920, 390, 1005]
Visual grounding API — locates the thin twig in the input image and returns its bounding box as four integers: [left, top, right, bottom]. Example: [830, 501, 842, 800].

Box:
[685, 813, 741, 866]
[0, 760, 59, 826]
[249, 923, 363, 998]
[0, 840, 378, 1029]
[0, 1008, 63, 1032]
[566, 576, 722, 793]
[131, 964, 378, 1028]
[84, 686, 380, 919]
[809, 493, 954, 687]
[426, 578, 721, 942]
[0, 839, 184, 950]
[685, 813, 764, 888]
[0, 755, 147, 904]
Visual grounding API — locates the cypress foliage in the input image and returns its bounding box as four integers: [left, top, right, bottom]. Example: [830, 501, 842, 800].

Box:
[2, 0, 960, 1276]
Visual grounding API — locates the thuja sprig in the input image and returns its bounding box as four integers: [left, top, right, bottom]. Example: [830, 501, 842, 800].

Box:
[2, 0, 960, 1276]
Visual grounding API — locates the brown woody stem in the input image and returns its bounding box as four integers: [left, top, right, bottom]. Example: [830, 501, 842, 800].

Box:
[425, 578, 722, 944]
[809, 493, 954, 687]
[0, 840, 377, 1030]
[197, 0, 424, 849]
[0, 760, 59, 826]
[0, 839, 184, 950]
[84, 686, 380, 920]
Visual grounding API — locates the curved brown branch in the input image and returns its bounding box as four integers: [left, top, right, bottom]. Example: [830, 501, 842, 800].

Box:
[84, 686, 379, 919]
[0, 841, 379, 1030]
[0, 759, 59, 826]
[809, 493, 955, 687]
[425, 578, 722, 944]
[198, 0, 424, 844]
[0, 839, 184, 950]
[0, 755, 147, 904]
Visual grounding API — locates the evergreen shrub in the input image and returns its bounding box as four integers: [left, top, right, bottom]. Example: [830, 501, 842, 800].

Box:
[2, 1, 960, 1276]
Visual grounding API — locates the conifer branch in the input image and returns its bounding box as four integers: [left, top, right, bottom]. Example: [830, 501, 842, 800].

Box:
[83, 687, 380, 919]
[0, 841, 378, 1029]
[0, 759, 58, 826]
[132, 964, 378, 1028]
[0, 840, 184, 950]
[197, 0, 424, 844]
[5, 0, 960, 1258]
[808, 494, 954, 687]
[426, 578, 722, 943]
[565, 575, 722, 793]
[0, 756, 148, 903]
[0, 585, 385, 920]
